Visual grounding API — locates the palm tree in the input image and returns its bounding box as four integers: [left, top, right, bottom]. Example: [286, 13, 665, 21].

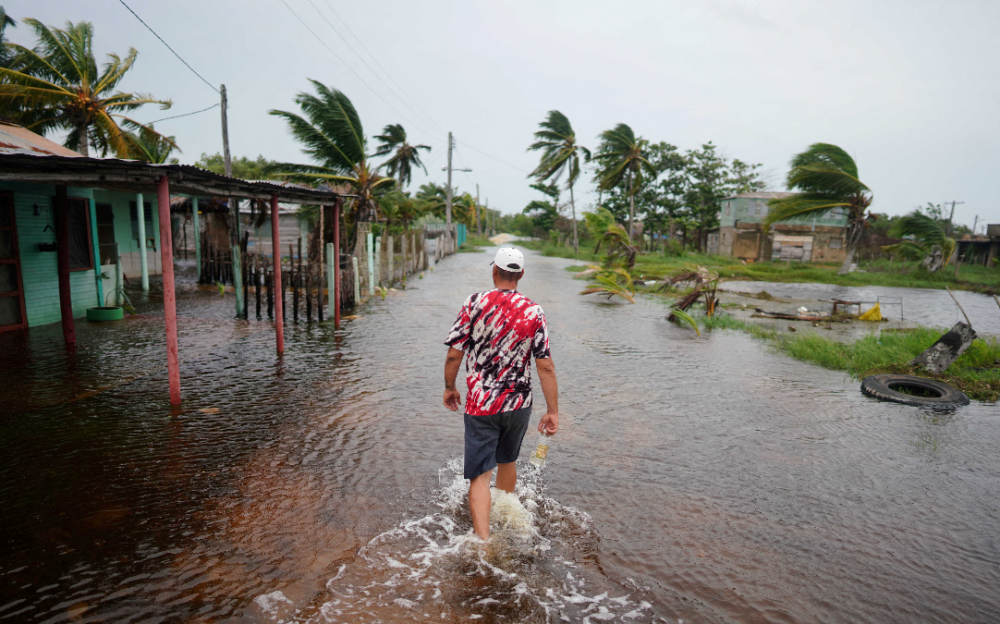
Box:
[528, 110, 591, 254]
[584, 207, 637, 269]
[0, 6, 18, 69]
[592, 123, 653, 241]
[416, 182, 449, 220]
[267, 81, 393, 235]
[763, 143, 872, 275]
[123, 123, 179, 163]
[882, 211, 955, 272]
[0, 19, 172, 157]
[372, 123, 430, 190]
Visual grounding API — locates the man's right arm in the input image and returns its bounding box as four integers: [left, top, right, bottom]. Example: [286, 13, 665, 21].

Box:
[535, 358, 559, 435]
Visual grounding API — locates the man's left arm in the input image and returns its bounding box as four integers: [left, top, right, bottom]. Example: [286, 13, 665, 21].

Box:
[443, 347, 464, 411]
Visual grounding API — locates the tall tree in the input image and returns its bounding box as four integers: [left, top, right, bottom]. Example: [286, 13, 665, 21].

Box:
[416, 182, 450, 220]
[267, 81, 392, 234]
[373, 123, 430, 189]
[764, 143, 872, 274]
[528, 110, 591, 253]
[124, 123, 178, 163]
[0, 19, 172, 157]
[0, 6, 17, 69]
[592, 123, 653, 241]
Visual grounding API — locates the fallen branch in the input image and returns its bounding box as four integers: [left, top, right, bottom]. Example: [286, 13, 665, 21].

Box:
[945, 286, 972, 327]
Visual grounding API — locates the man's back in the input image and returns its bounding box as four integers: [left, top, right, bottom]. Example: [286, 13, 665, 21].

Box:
[445, 288, 550, 416]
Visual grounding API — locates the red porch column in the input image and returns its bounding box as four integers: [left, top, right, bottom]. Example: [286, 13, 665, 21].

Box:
[55, 185, 76, 345]
[333, 198, 341, 330]
[157, 176, 181, 405]
[271, 194, 284, 354]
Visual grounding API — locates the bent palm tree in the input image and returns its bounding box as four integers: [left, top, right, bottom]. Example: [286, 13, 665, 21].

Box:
[373, 123, 430, 190]
[763, 143, 872, 275]
[528, 110, 591, 254]
[592, 123, 653, 241]
[584, 207, 637, 269]
[883, 211, 955, 272]
[268, 81, 392, 231]
[123, 123, 178, 163]
[0, 19, 171, 157]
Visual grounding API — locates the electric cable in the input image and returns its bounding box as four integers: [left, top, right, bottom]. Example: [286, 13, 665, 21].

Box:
[276, 0, 436, 140]
[145, 103, 220, 125]
[116, 0, 219, 94]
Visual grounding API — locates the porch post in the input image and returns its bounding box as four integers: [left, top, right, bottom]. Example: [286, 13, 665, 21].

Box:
[192, 197, 201, 282]
[137, 193, 149, 291]
[55, 185, 75, 345]
[271, 193, 284, 354]
[157, 176, 181, 405]
[333, 200, 341, 330]
[88, 197, 103, 307]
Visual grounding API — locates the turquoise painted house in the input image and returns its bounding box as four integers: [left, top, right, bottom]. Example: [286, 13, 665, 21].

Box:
[0, 125, 163, 331]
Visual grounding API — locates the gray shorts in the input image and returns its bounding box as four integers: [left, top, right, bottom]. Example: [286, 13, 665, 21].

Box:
[464, 406, 532, 480]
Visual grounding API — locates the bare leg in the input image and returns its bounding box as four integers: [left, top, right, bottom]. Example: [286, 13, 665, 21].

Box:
[495, 461, 516, 493]
[469, 470, 492, 540]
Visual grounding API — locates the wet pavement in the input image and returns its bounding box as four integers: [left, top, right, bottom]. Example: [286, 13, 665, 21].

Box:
[1, 250, 999, 623]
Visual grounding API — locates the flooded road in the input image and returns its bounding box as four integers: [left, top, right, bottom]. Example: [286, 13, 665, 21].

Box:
[2, 249, 999, 623]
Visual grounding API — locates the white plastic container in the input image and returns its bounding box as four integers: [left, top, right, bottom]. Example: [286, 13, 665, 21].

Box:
[530, 433, 552, 467]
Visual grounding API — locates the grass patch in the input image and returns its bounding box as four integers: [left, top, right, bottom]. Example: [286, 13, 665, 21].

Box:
[520, 239, 1000, 294]
[458, 234, 493, 252]
[698, 313, 1000, 401]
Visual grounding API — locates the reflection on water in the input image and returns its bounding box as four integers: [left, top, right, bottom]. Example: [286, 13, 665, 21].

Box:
[1, 252, 999, 623]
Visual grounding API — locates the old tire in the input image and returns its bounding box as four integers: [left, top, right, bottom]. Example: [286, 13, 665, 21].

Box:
[861, 374, 969, 407]
[87, 306, 124, 322]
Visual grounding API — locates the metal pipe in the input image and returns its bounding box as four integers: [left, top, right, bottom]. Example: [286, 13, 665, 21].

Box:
[136, 193, 149, 291]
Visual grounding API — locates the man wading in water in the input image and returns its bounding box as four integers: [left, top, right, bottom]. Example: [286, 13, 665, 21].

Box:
[443, 247, 559, 540]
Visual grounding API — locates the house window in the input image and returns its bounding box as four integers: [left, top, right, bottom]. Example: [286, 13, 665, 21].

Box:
[66, 198, 93, 271]
[829, 238, 843, 249]
[130, 200, 154, 241]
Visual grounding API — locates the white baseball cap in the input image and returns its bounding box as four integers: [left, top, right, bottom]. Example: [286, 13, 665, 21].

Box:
[491, 247, 525, 272]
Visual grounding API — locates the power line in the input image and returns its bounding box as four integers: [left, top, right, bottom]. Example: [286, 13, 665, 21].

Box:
[145, 103, 220, 125]
[455, 138, 531, 174]
[277, 0, 435, 140]
[304, 0, 445, 135]
[317, 0, 447, 134]
[116, 0, 219, 94]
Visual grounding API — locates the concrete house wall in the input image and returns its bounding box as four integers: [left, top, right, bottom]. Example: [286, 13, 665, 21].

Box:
[718, 194, 849, 263]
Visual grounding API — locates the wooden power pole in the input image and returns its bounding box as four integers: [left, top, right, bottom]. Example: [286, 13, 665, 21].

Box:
[221, 84, 245, 318]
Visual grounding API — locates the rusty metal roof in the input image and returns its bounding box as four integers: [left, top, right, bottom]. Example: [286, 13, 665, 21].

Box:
[0, 124, 83, 157]
[0, 152, 351, 203]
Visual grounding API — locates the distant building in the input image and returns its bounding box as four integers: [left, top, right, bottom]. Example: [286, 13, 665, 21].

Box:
[708, 192, 850, 263]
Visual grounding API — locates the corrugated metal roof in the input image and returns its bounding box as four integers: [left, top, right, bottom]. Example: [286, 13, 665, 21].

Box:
[721, 192, 795, 200]
[0, 124, 82, 157]
[0, 152, 352, 204]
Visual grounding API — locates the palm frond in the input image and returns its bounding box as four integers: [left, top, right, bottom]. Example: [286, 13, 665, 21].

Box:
[668, 308, 701, 335]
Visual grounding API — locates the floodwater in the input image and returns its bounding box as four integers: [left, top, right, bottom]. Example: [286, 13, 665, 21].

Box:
[2, 250, 999, 623]
[720, 280, 1000, 335]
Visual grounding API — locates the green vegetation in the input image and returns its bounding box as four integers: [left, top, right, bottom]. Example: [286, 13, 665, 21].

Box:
[697, 314, 1000, 402]
[0, 17, 172, 157]
[373, 123, 430, 189]
[195, 154, 285, 180]
[528, 110, 590, 253]
[458, 234, 492, 252]
[519, 238, 1000, 294]
[764, 143, 872, 275]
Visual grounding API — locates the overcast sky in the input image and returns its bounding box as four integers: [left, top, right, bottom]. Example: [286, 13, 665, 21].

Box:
[10, 1, 999, 229]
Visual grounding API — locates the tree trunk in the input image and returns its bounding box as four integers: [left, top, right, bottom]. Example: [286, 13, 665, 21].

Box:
[569, 183, 578, 254]
[628, 172, 635, 241]
[909, 322, 976, 373]
[76, 124, 89, 157]
[837, 241, 857, 275]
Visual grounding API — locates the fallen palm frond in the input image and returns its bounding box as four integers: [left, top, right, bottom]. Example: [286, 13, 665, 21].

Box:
[668, 308, 700, 335]
[579, 265, 635, 303]
[661, 266, 721, 320]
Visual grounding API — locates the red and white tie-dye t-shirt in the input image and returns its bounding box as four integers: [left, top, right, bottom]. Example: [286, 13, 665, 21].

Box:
[445, 289, 552, 416]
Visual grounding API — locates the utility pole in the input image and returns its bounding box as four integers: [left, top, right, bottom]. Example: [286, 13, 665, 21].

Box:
[945, 200, 964, 237]
[445, 132, 453, 226]
[221, 84, 244, 318]
[476, 183, 482, 237]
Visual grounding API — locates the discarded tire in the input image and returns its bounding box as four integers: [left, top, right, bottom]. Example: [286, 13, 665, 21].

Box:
[861, 374, 969, 407]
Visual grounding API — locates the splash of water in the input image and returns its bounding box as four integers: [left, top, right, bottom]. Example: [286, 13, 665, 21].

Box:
[255, 459, 654, 623]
